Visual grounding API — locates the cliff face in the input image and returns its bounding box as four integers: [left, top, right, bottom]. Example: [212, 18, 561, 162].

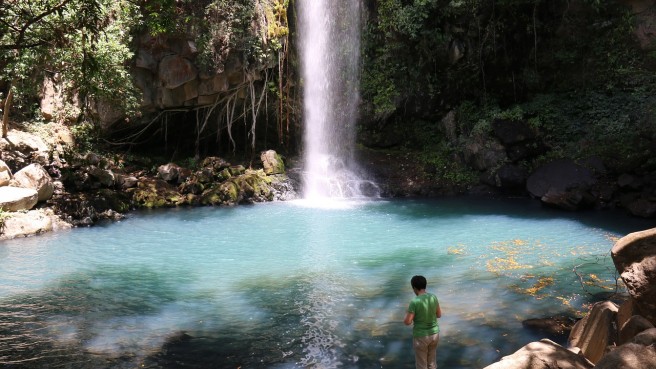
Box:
[83, 0, 296, 157]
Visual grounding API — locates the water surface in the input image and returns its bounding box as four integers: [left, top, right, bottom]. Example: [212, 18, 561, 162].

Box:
[0, 198, 652, 368]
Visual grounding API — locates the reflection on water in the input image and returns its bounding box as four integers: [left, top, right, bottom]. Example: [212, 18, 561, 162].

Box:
[0, 198, 653, 368]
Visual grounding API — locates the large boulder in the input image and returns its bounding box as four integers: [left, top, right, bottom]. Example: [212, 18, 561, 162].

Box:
[593, 343, 656, 369]
[0, 187, 38, 211]
[611, 228, 656, 325]
[526, 160, 596, 210]
[568, 301, 618, 364]
[12, 163, 54, 201]
[482, 339, 593, 369]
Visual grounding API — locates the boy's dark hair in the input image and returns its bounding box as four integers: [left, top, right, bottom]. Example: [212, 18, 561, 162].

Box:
[411, 275, 427, 290]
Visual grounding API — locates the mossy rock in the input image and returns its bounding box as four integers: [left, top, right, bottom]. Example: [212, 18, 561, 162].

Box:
[219, 181, 240, 204]
[131, 178, 185, 208]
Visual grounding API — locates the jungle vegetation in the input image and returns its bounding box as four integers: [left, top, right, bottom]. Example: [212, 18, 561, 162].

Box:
[1, 0, 654, 182]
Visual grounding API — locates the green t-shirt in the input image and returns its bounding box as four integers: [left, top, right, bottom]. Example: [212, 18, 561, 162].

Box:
[407, 293, 440, 338]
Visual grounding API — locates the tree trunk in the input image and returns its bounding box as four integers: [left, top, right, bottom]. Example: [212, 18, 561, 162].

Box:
[2, 86, 13, 138]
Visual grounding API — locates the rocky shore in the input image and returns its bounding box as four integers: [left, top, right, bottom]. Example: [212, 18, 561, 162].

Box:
[483, 227, 656, 369]
[0, 124, 298, 241]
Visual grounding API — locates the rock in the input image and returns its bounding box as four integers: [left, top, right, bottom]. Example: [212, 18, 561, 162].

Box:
[201, 156, 231, 170]
[159, 55, 198, 89]
[87, 166, 115, 187]
[593, 343, 656, 369]
[157, 163, 182, 182]
[633, 327, 656, 346]
[198, 73, 229, 95]
[0, 130, 50, 171]
[526, 159, 596, 198]
[617, 173, 642, 190]
[526, 159, 597, 210]
[12, 163, 54, 201]
[568, 300, 618, 364]
[611, 228, 656, 325]
[0, 187, 38, 211]
[0, 159, 11, 186]
[260, 150, 285, 175]
[540, 187, 595, 211]
[617, 299, 639, 333]
[482, 339, 593, 369]
[0, 209, 71, 240]
[130, 178, 185, 208]
[522, 316, 578, 338]
[626, 197, 656, 218]
[115, 174, 138, 189]
[619, 315, 654, 344]
[440, 110, 457, 143]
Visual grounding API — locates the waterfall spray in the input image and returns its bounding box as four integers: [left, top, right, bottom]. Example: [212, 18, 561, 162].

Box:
[298, 0, 378, 201]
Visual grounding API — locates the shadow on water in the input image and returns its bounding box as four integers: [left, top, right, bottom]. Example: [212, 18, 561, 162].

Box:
[0, 259, 609, 369]
[368, 196, 655, 236]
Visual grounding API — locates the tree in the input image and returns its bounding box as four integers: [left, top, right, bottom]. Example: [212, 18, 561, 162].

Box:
[0, 0, 139, 137]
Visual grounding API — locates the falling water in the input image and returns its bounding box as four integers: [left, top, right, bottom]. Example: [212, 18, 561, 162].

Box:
[299, 0, 378, 200]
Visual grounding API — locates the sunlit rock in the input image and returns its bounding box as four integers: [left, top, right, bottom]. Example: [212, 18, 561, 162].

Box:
[0, 159, 11, 186]
[611, 228, 656, 325]
[12, 163, 54, 201]
[482, 339, 593, 369]
[568, 301, 618, 364]
[0, 186, 38, 211]
[261, 150, 285, 175]
[0, 208, 71, 240]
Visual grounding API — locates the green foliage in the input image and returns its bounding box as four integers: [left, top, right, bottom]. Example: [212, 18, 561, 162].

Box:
[196, 0, 286, 73]
[418, 142, 479, 186]
[0, 0, 141, 122]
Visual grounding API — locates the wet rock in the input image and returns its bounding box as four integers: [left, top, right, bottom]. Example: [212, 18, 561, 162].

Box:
[611, 228, 656, 325]
[482, 339, 593, 369]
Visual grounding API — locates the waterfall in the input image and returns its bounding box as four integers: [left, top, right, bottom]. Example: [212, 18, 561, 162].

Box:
[298, 0, 378, 201]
